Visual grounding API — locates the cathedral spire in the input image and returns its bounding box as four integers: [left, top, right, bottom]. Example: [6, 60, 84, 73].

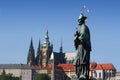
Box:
[27, 38, 35, 66]
[59, 39, 63, 53]
[30, 38, 33, 49]
[37, 39, 41, 55]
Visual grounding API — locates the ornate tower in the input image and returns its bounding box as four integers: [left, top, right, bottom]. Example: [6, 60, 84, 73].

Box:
[27, 39, 35, 66]
[41, 30, 53, 67]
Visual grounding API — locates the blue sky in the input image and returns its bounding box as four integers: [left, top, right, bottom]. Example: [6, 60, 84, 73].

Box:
[0, 0, 120, 71]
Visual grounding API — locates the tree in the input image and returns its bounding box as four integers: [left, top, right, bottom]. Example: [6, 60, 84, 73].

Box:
[0, 71, 20, 80]
[36, 74, 50, 80]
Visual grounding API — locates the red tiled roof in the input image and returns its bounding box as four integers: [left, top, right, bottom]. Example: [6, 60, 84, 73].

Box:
[95, 64, 103, 70]
[90, 62, 97, 70]
[58, 64, 75, 71]
[90, 63, 115, 70]
[32, 64, 52, 70]
[116, 72, 120, 74]
[57, 63, 115, 71]
[100, 63, 115, 70]
[31, 62, 115, 71]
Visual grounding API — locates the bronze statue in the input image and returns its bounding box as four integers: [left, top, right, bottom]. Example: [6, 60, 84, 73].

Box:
[74, 13, 91, 80]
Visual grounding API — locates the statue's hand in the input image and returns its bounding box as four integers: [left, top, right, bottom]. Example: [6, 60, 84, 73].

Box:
[75, 30, 79, 36]
[74, 39, 81, 50]
[74, 40, 78, 50]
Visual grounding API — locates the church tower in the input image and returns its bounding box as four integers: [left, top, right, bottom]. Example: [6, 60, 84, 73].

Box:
[40, 30, 53, 67]
[27, 38, 35, 66]
[59, 40, 65, 64]
[27, 30, 66, 66]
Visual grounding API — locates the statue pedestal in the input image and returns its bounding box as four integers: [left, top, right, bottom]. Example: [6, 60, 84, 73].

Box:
[71, 76, 90, 80]
[71, 78, 90, 80]
[71, 76, 77, 80]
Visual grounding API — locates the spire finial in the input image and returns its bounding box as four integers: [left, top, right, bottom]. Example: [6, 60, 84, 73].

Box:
[59, 39, 63, 53]
[30, 37, 33, 49]
[38, 39, 41, 48]
[44, 29, 50, 46]
[46, 29, 48, 35]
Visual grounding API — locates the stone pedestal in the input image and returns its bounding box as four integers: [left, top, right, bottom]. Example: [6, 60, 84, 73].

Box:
[71, 77, 77, 80]
[71, 76, 91, 80]
[71, 79, 90, 80]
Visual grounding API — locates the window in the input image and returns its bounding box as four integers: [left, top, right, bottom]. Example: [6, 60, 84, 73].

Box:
[99, 72, 101, 78]
[94, 71, 97, 77]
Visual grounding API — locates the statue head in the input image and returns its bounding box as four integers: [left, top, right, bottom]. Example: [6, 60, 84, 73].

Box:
[78, 13, 87, 25]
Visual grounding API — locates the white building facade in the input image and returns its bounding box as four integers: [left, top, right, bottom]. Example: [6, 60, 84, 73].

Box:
[116, 72, 120, 80]
[90, 62, 116, 80]
[0, 64, 32, 80]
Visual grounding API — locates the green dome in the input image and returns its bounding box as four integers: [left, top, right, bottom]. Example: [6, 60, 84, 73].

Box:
[42, 42, 47, 47]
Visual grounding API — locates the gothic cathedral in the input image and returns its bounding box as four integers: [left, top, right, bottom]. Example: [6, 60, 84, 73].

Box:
[27, 30, 65, 67]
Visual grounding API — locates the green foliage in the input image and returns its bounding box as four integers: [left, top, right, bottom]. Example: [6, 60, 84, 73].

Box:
[0, 72, 20, 80]
[66, 76, 71, 80]
[36, 74, 50, 80]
